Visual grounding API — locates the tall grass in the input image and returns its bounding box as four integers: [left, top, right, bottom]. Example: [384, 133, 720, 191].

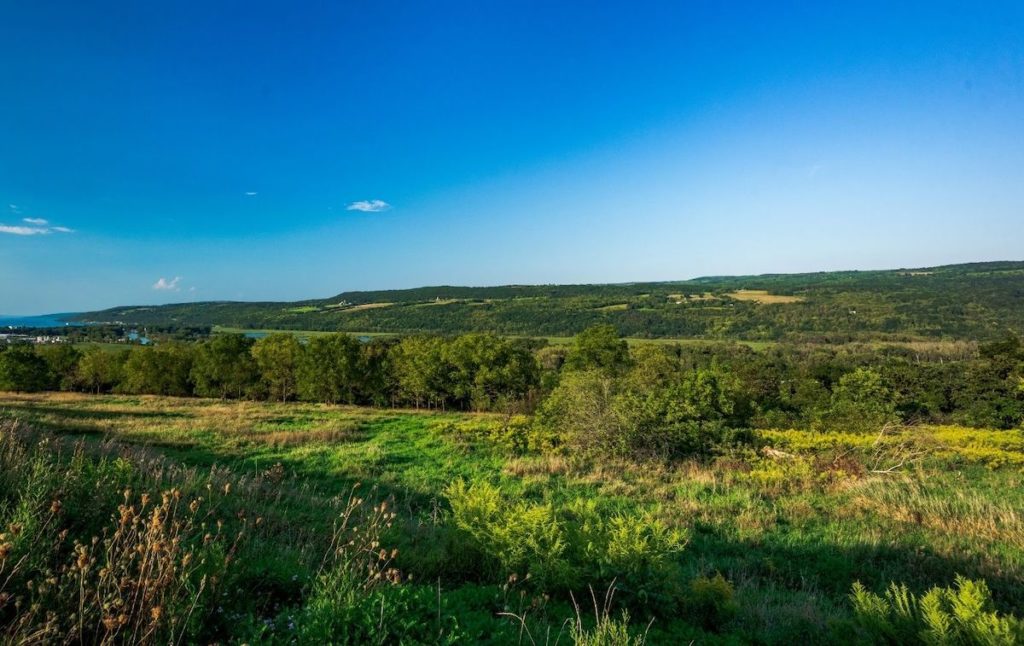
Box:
[0, 419, 243, 644]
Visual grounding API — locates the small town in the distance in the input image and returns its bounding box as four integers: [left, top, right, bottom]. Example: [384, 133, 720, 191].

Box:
[4, 2, 1024, 645]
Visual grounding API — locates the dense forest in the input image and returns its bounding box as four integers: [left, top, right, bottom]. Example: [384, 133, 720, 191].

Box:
[69, 261, 1024, 341]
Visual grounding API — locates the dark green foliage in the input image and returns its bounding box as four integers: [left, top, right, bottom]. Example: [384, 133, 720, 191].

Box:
[565, 324, 631, 375]
[535, 355, 753, 460]
[75, 347, 128, 394]
[119, 342, 195, 396]
[443, 334, 539, 411]
[36, 344, 81, 391]
[818, 367, 898, 434]
[252, 333, 304, 401]
[0, 344, 49, 392]
[70, 261, 1024, 341]
[685, 574, 738, 632]
[4, 325, 1024, 429]
[298, 333, 363, 404]
[191, 333, 259, 398]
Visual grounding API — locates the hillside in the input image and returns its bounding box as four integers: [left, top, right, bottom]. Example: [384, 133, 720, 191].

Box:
[72, 261, 1024, 341]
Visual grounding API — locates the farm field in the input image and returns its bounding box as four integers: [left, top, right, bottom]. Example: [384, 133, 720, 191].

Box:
[2, 392, 1022, 643]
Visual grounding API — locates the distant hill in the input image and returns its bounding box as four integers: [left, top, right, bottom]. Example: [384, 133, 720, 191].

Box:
[72, 261, 1024, 341]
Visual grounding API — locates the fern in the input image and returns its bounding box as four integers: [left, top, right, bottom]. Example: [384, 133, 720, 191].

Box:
[851, 576, 1023, 645]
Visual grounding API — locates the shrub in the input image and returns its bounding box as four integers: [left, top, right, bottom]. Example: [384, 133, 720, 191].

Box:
[685, 573, 738, 632]
[850, 576, 1023, 644]
[445, 479, 687, 608]
[567, 500, 687, 607]
[445, 480, 571, 589]
[819, 368, 898, 434]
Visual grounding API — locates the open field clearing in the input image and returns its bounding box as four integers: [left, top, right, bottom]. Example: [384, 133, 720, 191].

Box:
[1, 391, 1022, 643]
[725, 290, 805, 304]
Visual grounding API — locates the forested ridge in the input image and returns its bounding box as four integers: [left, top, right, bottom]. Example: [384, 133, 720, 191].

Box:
[71, 260, 1024, 340]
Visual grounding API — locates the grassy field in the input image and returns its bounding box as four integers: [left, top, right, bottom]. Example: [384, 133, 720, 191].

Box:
[1, 391, 1022, 643]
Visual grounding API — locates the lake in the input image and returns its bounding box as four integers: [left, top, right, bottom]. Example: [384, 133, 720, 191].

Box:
[0, 313, 81, 329]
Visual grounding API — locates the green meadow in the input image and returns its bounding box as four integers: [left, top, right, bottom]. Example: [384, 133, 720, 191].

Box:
[2, 392, 1022, 644]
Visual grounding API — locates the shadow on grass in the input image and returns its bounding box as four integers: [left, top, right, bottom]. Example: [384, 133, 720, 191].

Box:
[687, 523, 1024, 615]
[5, 404, 1021, 631]
[0, 403, 192, 421]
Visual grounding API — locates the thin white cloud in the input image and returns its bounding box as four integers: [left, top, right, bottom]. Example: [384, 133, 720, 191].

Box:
[346, 199, 391, 212]
[0, 213, 74, 236]
[0, 224, 48, 236]
[152, 276, 182, 291]
[245, 191, 258, 196]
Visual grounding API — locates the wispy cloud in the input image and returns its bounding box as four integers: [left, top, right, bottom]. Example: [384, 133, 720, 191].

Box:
[245, 191, 258, 196]
[0, 221, 74, 236]
[0, 208, 74, 236]
[152, 276, 182, 291]
[346, 199, 391, 213]
[0, 224, 48, 236]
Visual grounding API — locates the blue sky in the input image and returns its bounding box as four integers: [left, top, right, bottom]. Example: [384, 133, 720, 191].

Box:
[2, 1, 1023, 314]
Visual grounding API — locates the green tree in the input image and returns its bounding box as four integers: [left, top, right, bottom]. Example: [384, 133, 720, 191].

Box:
[533, 369, 618, 453]
[191, 334, 259, 399]
[821, 367, 898, 433]
[298, 334, 363, 404]
[444, 334, 539, 411]
[564, 325, 630, 375]
[120, 343, 195, 396]
[390, 336, 450, 409]
[37, 344, 82, 391]
[358, 339, 397, 406]
[0, 344, 49, 392]
[75, 348, 128, 394]
[252, 334, 304, 401]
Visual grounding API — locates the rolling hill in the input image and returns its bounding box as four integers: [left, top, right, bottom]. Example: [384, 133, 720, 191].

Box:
[71, 261, 1024, 341]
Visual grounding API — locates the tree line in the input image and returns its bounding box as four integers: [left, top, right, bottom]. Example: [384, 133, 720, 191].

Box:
[2, 326, 1022, 458]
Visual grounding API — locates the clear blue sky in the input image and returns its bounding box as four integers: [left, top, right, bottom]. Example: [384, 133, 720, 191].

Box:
[2, 1, 1023, 314]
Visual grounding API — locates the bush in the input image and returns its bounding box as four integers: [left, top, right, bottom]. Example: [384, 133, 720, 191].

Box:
[445, 479, 687, 608]
[445, 480, 571, 589]
[819, 368, 898, 434]
[850, 576, 1023, 644]
[685, 573, 738, 632]
[566, 499, 687, 608]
